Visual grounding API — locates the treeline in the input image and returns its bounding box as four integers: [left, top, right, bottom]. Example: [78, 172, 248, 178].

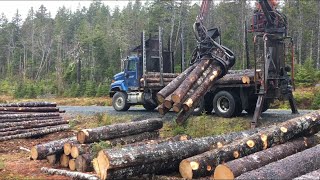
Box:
[0, 0, 319, 98]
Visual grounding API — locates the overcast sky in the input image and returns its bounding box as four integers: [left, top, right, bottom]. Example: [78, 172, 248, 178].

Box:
[0, 1, 130, 20]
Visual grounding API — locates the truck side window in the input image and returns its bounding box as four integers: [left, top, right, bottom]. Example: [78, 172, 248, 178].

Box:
[127, 60, 136, 71]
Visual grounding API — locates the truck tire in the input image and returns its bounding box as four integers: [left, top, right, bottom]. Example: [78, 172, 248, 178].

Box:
[112, 92, 130, 111]
[192, 98, 205, 116]
[143, 102, 157, 111]
[213, 91, 240, 118]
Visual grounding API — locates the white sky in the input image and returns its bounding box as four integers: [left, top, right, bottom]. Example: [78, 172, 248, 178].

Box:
[0, 1, 130, 20]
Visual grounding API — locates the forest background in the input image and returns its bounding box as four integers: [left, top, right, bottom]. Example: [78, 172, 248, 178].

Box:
[0, 0, 319, 108]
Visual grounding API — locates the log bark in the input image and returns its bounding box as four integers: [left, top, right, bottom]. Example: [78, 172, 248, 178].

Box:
[182, 64, 221, 112]
[214, 134, 320, 179]
[69, 159, 76, 171]
[215, 74, 253, 84]
[96, 128, 262, 175]
[31, 136, 77, 160]
[0, 101, 57, 107]
[46, 154, 61, 166]
[105, 131, 160, 147]
[0, 112, 60, 122]
[157, 63, 198, 103]
[158, 104, 170, 115]
[0, 117, 63, 129]
[77, 118, 163, 143]
[0, 107, 59, 112]
[75, 153, 95, 172]
[60, 153, 70, 168]
[0, 120, 67, 133]
[0, 122, 68, 136]
[171, 59, 212, 103]
[179, 110, 320, 179]
[293, 169, 320, 180]
[103, 160, 180, 180]
[0, 124, 70, 142]
[144, 82, 170, 88]
[41, 167, 99, 180]
[236, 144, 320, 179]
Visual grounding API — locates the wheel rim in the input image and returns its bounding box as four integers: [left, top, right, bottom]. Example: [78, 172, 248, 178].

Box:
[217, 96, 230, 113]
[115, 97, 124, 108]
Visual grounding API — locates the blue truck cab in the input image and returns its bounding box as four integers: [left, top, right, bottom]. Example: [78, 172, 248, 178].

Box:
[109, 31, 174, 111]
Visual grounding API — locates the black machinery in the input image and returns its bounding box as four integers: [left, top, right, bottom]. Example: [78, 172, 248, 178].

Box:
[249, 0, 299, 128]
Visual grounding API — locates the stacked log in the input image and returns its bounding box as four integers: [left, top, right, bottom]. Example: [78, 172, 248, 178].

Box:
[293, 169, 320, 180]
[156, 44, 238, 124]
[0, 102, 67, 142]
[179, 110, 320, 179]
[236, 144, 320, 179]
[94, 128, 263, 180]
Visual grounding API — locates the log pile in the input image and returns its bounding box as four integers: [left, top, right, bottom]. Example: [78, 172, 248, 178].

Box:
[0, 101, 67, 141]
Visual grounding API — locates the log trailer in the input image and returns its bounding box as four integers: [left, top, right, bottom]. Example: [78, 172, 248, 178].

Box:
[110, 0, 298, 127]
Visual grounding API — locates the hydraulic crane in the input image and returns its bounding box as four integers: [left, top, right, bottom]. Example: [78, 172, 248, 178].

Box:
[250, 0, 299, 128]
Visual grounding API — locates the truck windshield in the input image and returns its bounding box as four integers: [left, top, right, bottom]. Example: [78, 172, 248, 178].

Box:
[127, 60, 136, 71]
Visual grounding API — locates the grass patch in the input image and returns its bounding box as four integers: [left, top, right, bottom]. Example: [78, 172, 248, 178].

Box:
[161, 114, 249, 138]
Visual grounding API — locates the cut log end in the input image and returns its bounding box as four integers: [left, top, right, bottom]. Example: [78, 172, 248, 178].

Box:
[69, 159, 76, 171]
[246, 140, 255, 148]
[213, 164, 235, 180]
[92, 158, 101, 178]
[71, 146, 79, 159]
[281, 127, 288, 133]
[97, 150, 110, 180]
[164, 100, 173, 109]
[171, 94, 180, 103]
[60, 154, 70, 168]
[261, 134, 268, 149]
[30, 146, 38, 160]
[179, 160, 193, 179]
[64, 143, 72, 155]
[233, 151, 240, 158]
[77, 131, 86, 144]
[157, 94, 165, 104]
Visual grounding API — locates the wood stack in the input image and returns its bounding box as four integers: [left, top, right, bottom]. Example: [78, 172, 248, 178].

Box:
[38, 118, 193, 179]
[156, 52, 247, 124]
[0, 102, 67, 141]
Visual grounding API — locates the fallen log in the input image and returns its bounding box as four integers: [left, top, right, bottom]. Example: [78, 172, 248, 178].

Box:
[0, 101, 57, 107]
[40, 167, 99, 180]
[46, 154, 61, 166]
[0, 112, 60, 122]
[60, 153, 70, 168]
[0, 122, 68, 137]
[31, 136, 77, 160]
[215, 73, 254, 85]
[214, 134, 320, 179]
[0, 107, 60, 112]
[96, 128, 262, 176]
[69, 159, 76, 171]
[64, 141, 79, 156]
[179, 110, 320, 179]
[236, 144, 320, 179]
[102, 160, 180, 180]
[164, 95, 173, 109]
[0, 124, 70, 142]
[0, 120, 67, 133]
[157, 63, 198, 103]
[158, 104, 170, 115]
[0, 117, 63, 129]
[71, 144, 93, 159]
[77, 118, 163, 143]
[105, 131, 160, 146]
[171, 59, 212, 103]
[293, 169, 320, 180]
[75, 153, 95, 172]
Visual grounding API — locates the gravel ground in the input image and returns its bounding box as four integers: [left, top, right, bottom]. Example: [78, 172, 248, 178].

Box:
[59, 105, 313, 123]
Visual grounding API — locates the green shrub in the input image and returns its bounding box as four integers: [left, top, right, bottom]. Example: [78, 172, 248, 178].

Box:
[96, 83, 109, 97]
[84, 81, 96, 97]
[312, 88, 320, 109]
[295, 59, 316, 87]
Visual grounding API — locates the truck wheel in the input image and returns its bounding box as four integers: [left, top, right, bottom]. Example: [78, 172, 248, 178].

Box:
[112, 92, 130, 111]
[213, 91, 238, 118]
[143, 102, 157, 111]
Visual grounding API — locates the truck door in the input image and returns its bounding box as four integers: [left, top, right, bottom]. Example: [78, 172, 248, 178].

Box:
[125, 59, 138, 89]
